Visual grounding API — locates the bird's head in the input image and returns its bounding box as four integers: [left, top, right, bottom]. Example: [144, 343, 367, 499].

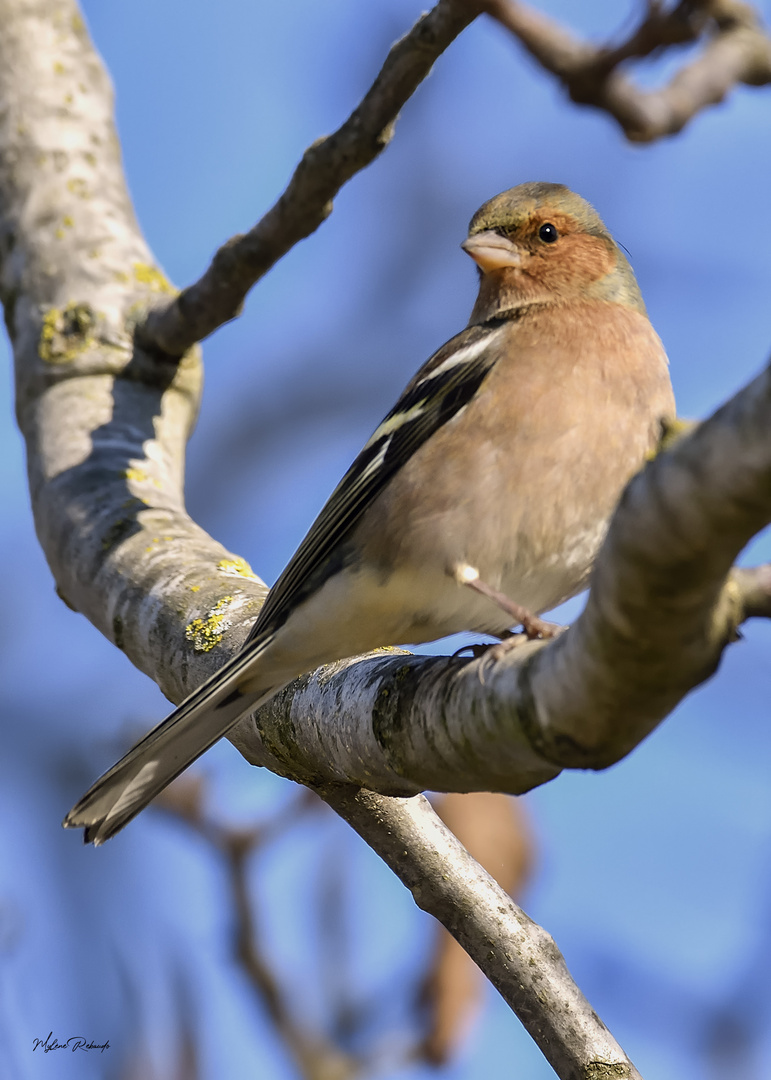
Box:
[463, 182, 645, 323]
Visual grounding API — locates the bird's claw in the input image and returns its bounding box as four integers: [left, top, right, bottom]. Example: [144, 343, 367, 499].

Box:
[519, 614, 562, 640]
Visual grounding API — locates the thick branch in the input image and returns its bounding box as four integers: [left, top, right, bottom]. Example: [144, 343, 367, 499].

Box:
[140, 0, 479, 357]
[483, 0, 771, 141]
[0, 0, 269, 702]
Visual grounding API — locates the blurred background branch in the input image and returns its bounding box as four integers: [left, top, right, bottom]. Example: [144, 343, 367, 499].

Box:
[155, 779, 537, 1078]
[157, 780, 362, 1080]
[481, 0, 771, 140]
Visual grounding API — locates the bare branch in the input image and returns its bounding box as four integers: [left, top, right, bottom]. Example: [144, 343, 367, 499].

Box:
[140, 0, 480, 358]
[420, 792, 535, 1064]
[482, 0, 771, 141]
[318, 786, 644, 1080]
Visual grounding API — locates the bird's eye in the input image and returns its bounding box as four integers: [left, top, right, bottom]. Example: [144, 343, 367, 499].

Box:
[538, 223, 559, 243]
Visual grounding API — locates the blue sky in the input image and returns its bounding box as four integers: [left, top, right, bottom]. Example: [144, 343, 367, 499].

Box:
[3, 2, 771, 1077]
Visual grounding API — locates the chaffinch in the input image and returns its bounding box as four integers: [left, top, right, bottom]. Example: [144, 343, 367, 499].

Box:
[65, 182, 675, 844]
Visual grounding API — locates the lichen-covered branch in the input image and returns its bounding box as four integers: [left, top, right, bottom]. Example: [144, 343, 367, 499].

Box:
[0, 0, 269, 704]
[140, 0, 480, 358]
[481, 0, 771, 141]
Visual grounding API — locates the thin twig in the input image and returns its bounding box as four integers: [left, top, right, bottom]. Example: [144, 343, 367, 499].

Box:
[140, 0, 480, 357]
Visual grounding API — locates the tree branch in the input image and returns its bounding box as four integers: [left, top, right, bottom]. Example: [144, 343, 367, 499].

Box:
[481, 0, 771, 141]
[319, 787, 644, 1080]
[139, 0, 480, 358]
[732, 563, 771, 619]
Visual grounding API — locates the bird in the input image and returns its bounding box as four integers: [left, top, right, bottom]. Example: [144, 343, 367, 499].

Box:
[64, 182, 675, 844]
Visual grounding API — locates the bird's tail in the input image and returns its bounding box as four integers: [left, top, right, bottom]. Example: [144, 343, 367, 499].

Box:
[63, 634, 279, 845]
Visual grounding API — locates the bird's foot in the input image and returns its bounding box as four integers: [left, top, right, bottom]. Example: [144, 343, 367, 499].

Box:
[475, 624, 567, 683]
[452, 629, 518, 659]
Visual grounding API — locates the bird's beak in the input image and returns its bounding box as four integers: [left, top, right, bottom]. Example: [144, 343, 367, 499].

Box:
[461, 230, 523, 273]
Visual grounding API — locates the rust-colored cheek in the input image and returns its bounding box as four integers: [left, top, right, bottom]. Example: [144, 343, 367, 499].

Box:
[536, 234, 616, 290]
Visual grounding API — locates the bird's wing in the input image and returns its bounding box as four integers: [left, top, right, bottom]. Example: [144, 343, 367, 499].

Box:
[245, 319, 508, 643]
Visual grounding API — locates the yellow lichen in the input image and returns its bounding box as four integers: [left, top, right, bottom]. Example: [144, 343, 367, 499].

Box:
[67, 177, 90, 199]
[123, 467, 148, 484]
[185, 597, 235, 652]
[217, 556, 258, 580]
[38, 302, 96, 363]
[113, 269, 129, 282]
[53, 61, 66, 75]
[646, 416, 698, 461]
[123, 467, 162, 491]
[62, 215, 74, 228]
[190, 585, 201, 593]
[54, 228, 65, 240]
[144, 533, 174, 551]
[64, 93, 73, 105]
[132, 262, 175, 295]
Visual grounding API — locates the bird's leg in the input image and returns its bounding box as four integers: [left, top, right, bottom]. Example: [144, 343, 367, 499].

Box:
[449, 564, 564, 677]
[454, 564, 562, 640]
[467, 577, 559, 639]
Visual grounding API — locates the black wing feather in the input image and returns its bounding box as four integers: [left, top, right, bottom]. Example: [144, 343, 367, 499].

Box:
[245, 321, 506, 642]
